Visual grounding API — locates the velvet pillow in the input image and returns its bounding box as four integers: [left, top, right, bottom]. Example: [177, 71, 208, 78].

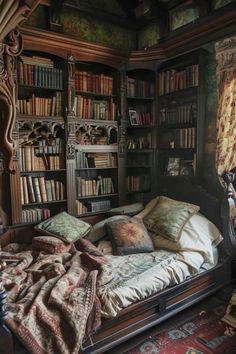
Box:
[32, 236, 72, 254]
[143, 196, 200, 242]
[105, 217, 154, 255]
[35, 211, 91, 243]
[85, 215, 130, 243]
[106, 202, 144, 216]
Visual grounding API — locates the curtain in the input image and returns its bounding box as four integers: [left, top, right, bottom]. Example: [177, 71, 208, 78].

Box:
[215, 36, 236, 176]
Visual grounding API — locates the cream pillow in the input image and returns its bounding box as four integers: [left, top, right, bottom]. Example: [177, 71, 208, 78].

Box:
[151, 212, 223, 266]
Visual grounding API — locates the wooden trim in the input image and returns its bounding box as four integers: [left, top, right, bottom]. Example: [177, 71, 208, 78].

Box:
[21, 26, 129, 68]
[21, 5, 236, 66]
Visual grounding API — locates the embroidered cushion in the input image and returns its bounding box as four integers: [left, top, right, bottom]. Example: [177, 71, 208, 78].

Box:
[135, 197, 160, 219]
[105, 217, 154, 255]
[32, 236, 72, 254]
[143, 196, 200, 242]
[35, 211, 91, 243]
[85, 215, 130, 243]
[106, 202, 144, 216]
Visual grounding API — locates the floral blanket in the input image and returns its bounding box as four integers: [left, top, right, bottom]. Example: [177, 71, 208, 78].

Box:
[0, 239, 113, 354]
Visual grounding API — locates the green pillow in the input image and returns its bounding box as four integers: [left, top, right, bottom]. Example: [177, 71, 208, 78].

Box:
[143, 196, 200, 242]
[35, 211, 91, 243]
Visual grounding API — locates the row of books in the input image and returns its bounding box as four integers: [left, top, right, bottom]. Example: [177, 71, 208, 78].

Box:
[127, 175, 150, 192]
[76, 151, 117, 168]
[77, 176, 115, 197]
[20, 175, 65, 204]
[75, 70, 114, 95]
[74, 96, 116, 121]
[17, 92, 62, 117]
[18, 61, 63, 89]
[22, 207, 51, 224]
[159, 103, 197, 126]
[158, 64, 199, 95]
[127, 77, 155, 97]
[19, 145, 64, 171]
[128, 110, 153, 126]
[76, 199, 111, 214]
[127, 136, 151, 150]
[159, 127, 196, 149]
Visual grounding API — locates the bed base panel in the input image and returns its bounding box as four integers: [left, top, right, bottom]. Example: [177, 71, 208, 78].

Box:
[81, 262, 232, 354]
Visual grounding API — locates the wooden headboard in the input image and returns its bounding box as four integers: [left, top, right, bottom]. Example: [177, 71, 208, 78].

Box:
[158, 177, 221, 229]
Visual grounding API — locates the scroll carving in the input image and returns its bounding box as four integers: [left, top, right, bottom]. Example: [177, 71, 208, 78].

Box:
[0, 0, 41, 172]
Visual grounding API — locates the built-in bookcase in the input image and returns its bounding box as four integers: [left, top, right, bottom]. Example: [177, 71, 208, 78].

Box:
[125, 68, 156, 204]
[72, 62, 119, 217]
[157, 50, 206, 184]
[11, 52, 66, 225]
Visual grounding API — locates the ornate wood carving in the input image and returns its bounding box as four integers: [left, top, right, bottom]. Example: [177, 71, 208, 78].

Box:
[0, 0, 41, 173]
[66, 53, 76, 117]
[75, 122, 118, 146]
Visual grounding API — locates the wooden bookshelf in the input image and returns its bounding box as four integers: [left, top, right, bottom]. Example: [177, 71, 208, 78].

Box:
[157, 49, 207, 183]
[124, 67, 157, 204]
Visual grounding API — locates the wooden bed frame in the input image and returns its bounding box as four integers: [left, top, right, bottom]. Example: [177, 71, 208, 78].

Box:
[0, 176, 236, 354]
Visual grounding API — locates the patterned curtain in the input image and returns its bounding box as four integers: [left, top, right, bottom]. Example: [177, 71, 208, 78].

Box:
[215, 36, 236, 176]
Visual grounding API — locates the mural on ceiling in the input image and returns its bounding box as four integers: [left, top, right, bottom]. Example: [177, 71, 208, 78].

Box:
[212, 0, 235, 9]
[65, 0, 126, 17]
[138, 23, 160, 50]
[25, 5, 48, 29]
[61, 8, 135, 50]
[169, 0, 199, 31]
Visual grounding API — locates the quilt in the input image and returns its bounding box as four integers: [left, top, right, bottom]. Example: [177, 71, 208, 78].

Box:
[0, 239, 112, 354]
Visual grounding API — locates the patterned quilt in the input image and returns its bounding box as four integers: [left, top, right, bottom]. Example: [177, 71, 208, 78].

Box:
[0, 239, 112, 354]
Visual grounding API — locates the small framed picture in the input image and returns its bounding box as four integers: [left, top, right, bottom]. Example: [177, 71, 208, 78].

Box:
[129, 110, 138, 126]
[165, 157, 181, 176]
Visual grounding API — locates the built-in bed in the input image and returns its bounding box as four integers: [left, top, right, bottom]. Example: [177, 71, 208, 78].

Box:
[0, 177, 236, 354]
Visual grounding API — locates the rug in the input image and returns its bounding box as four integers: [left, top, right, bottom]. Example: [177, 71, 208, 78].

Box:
[122, 297, 236, 354]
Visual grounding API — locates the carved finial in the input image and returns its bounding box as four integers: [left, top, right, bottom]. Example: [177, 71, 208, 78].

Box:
[222, 171, 235, 198]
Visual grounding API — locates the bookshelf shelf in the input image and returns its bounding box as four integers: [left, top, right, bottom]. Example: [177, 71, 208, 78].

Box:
[127, 96, 154, 101]
[75, 90, 117, 99]
[77, 193, 118, 200]
[22, 200, 67, 207]
[127, 149, 153, 153]
[18, 84, 64, 92]
[76, 167, 117, 171]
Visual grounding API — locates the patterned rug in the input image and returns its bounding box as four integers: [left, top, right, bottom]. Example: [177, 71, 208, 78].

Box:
[121, 297, 236, 354]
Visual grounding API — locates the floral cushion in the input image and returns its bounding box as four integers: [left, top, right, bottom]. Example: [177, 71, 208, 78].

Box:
[85, 215, 130, 243]
[35, 212, 91, 243]
[143, 196, 200, 242]
[106, 202, 144, 216]
[105, 217, 154, 255]
[32, 236, 72, 254]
